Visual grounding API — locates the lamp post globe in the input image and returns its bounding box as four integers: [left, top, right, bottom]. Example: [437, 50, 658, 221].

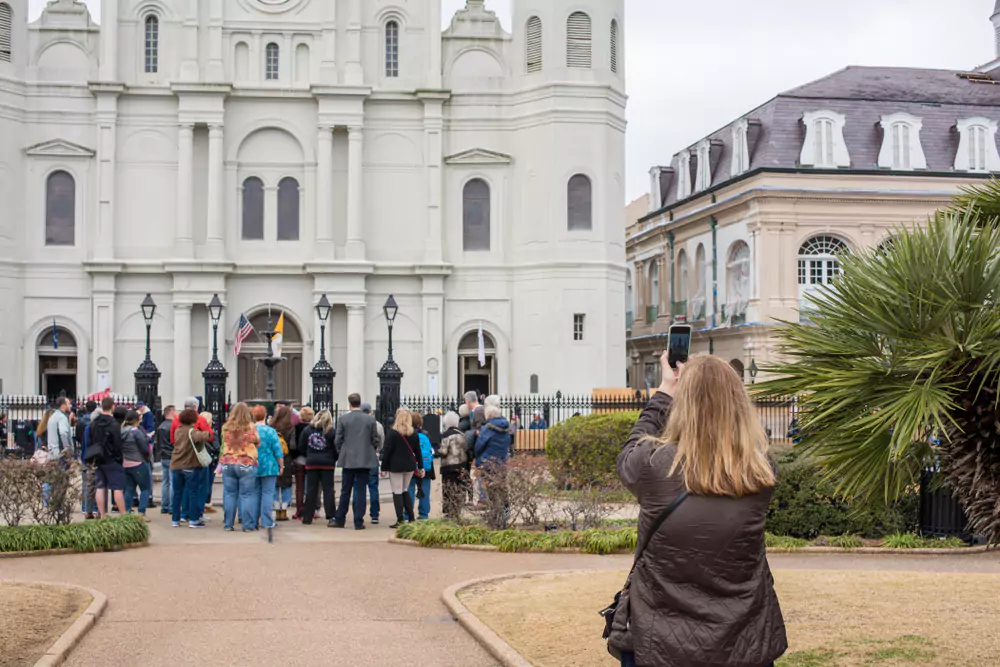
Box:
[310, 294, 336, 412]
[203, 293, 229, 436]
[377, 294, 403, 428]
[134, 293, 161, 410]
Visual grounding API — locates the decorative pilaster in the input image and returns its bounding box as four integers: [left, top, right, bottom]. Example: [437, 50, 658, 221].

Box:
[206, 124, 225, 257]
[98, 0, 118, 82]
[345, 0, 363, 85]
[346, 304, 366, 401]
[421, 96, 446, 264]
[206, 0, 225, 81]
[180, 0, 200, 81]
[91, 86, 122, 260]
[346, 125, 366, 259]
[172, 303, 192, 406]
[175, 123, 194, 256]
[315, 125, 335, 255]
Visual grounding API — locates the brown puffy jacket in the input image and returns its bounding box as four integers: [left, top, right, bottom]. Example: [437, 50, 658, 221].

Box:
[615, 391, 787, 667]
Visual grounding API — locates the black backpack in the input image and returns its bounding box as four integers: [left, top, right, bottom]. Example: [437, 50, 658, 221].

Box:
[85, 419, 110, 463]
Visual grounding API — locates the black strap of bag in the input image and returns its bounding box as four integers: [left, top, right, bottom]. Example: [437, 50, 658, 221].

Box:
[600, 491, 689, 641]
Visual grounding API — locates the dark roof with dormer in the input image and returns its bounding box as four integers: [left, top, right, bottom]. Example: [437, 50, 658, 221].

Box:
[643, 65, 1000, 220]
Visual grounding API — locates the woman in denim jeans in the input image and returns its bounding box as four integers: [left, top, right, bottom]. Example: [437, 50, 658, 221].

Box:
[220, 403, 260, 532]
[253, 405, 285, 530]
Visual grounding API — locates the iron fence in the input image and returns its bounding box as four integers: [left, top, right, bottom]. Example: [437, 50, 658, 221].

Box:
[919, 469, 971, 540]
[0, 393, 140, 458]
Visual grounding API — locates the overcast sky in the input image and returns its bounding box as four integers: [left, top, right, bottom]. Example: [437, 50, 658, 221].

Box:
[30, 0, 998, 202]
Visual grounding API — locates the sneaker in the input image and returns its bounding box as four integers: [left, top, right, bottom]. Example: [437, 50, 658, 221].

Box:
[224, 526, 234, 532]
[372, 518, 379, 525]
[181, 518, 189, 524]
[172, 521, 181, 528]
[160, 509, 171, 515]
[389, 522, 401, 529]
[329, 520, 346, 529]
[355, 525, 366, 531]
[189, 521, 206, 529]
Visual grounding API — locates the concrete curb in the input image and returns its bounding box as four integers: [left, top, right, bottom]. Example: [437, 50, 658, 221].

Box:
[0, 540, 149, 560]
[0, 580, 107, 667]
[392, 536, 992, 556]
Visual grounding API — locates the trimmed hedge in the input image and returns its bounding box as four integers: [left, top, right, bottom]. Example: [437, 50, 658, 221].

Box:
[0, 514, 149, 554]
[546, 411, 640, 484]
[396, 519, 638, 555]
[765, 451, 918, 539]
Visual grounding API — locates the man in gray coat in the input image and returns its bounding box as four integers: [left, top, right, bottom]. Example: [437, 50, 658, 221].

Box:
[332, 393, 380, 530]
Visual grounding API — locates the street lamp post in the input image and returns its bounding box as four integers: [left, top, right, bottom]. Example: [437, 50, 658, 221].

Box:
[310, 295, 336, 412]
[202, 294, 228, 436]
[134, 294, 161, 410]
[376, 295, 403, 428]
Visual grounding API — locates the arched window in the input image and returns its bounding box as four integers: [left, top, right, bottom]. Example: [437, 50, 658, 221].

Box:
[45, 171, 75, 246]
[234, 41, 249, 81]
[726, 241, 751, 322]
[878, 113, 926, 171]
[265, 42, 279, 80]
[648, 261, 660, 321]
[677, 249, 689, 301]
[968, 124, 989, 172]
[242, 177, 264, 240]
[610, 19, 619, 74]
[144, 15, 159, 73]
[294, 43, 309, 85]
[385, 20, 399, 78]
[526, 16, 542, 73]
[277, 177, 300, 241]
[801, 110, 849, 168]
[566, 11, 592, 69]
[798, 235, 847, 291]
[0, 3, 12, 63]
[567, 174, 592, 231]
[693, 244, 706, 320]
[463, 178, 490, 251]
[956, 117, 1000, 173]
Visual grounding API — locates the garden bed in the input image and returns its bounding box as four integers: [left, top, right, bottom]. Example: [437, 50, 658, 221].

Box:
[0, 515, 149, 555]
[395, 520, 978, 555]
[457, 570, 1000, 667]
[0, 583, 93, 667]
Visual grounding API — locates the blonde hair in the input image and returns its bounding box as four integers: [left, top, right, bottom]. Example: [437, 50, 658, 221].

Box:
[392, 407, 414, 436]
[312, 410, 334, 435]
[485, 395, 501, 408]
[200, 412, 214, 428]
[299, 406, 315, 423]
[484, 405, 502, 420]
[223, 403, 255, 439]
[458, 404, 470, 419]
[652, 356, 775, 498]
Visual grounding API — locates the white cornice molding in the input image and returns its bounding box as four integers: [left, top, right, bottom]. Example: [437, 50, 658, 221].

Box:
[24, 139, 95, 158]
[444, 148, 513, 166]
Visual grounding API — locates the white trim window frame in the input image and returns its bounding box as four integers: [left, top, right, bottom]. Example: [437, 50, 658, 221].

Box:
[694, 139, 712, 192]
[730, 118, 750, 177]
[675, 149, 691, 200]
[800, 110, 850, 168]
[878, 112, 926, 171]
[955, 117, 1000, 173]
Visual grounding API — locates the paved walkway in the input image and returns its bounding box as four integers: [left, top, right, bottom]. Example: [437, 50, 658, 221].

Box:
[4, 485, 998, 666]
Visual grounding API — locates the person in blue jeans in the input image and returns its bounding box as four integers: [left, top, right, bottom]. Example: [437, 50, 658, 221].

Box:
[405, 412, 435, 521]
[170, 408, 212, 528]
[219, 403, 262, 531]
[155, 406, 176, 514]
[253, 405, 284, 529]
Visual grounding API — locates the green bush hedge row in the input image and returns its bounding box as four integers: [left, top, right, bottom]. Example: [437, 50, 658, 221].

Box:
[0, 514, 149, 554]
[545, 410, 919, 539]
[396, 519, 638, 555]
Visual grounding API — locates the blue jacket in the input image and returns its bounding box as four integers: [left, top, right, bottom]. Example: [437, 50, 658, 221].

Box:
[474, 417, 511, 467]
[417, 431, 434, 471]
[255, 424, 284, 477]
[140, 410, 155, 436]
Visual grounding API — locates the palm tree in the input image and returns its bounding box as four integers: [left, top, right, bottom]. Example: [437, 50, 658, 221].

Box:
[757, 188, 1000, 545]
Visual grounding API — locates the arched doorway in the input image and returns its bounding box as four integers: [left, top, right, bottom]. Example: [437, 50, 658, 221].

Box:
[458, 331, 496, 397]
[37, 327, 78, 399]
[236, 311, 304, 403]
[730, 359, 746, 382]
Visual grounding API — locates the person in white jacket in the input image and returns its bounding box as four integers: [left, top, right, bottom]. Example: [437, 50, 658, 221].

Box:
[47, 397, 74, 460]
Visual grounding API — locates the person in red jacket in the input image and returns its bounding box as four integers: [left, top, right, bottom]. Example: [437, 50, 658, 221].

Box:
[170, 398, 215, 520]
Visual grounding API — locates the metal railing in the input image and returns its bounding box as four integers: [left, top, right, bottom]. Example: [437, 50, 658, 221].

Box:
[1, 393, 140, 457]
[646, 305, 659, 323]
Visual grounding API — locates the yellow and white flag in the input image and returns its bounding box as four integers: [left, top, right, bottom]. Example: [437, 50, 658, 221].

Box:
[271, 313, 284, 358]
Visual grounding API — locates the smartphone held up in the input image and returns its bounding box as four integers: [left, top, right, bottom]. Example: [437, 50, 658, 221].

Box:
[667, 324, 692, 370]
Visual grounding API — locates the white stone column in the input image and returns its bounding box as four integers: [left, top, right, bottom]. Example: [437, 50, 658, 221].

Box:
[422, 99, 444, 263]
[91, 277, 116, 394]
[345, 0, 363, 84]
[315, 125, 335, 255]
[346, 303, 366, 402]
[175, 123, 194, 256]
[206, 124, 225, 257]
[206, 0, 225, 81]
[346, 125, 366, 259]
[93, 90, 120, 260]
[173, 303, 192, 405]
[427, 0, 442, 89]
[98, 0, 118, 81]
[180, 0, 200, 81]
[320, 0, 337, 84]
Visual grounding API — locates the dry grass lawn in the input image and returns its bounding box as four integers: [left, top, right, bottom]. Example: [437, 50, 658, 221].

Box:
[0, 583, 92, 667]
[459, 569, 1000, 667]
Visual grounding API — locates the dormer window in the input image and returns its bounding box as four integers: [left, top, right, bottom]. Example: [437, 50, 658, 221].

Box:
[878, 113, 926, 171]
[731, 118, 750, 177]
[676, 149, 692, 200]
[800, 110, 849, 168]
[695, 140, 712, 192]
[956, 117, 1000, 173]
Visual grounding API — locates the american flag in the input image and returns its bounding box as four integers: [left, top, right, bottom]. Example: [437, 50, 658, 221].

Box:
[234, 314, 254, 356]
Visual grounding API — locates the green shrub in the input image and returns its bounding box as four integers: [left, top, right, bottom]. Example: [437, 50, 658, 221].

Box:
[881, 533, 966, 549]
[546, 411, 640, 484]
[396, 519, 638, 555]
[764, 533, 809, 549]
[766, 451, 917, 539]
[0, 515, 149, 553]
[827, 534, 864, 549]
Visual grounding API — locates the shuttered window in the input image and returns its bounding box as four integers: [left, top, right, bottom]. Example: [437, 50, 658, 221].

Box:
[566, 12, 591, 69]
[526, 16, 542, 73]
[242, 177, 264, 240]
[46, 171, 75, 246]
[610, 20, 618, 74]
[0, 3, 12, 63]
[277, 177, 300, 241]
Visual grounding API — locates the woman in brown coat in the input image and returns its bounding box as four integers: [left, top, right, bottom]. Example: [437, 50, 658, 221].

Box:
[271, 406, 295, 521]
[614, 353, 786, 667]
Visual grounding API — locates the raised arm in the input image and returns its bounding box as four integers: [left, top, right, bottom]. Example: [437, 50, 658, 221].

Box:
[617, 353, 679, 493]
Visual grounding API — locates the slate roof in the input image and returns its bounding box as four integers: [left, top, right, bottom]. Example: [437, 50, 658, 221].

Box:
[650, 66, 1000, 215]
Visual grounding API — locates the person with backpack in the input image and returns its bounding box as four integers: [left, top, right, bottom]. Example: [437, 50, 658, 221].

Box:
[405, 411, 435, 521]
[299, 410, 337, 525]
[253, 405, 284, 530]
[121, 410, 153, 521]
[271, 405, 295, 522]
[437, 411, 469, 520]
[380, 407, 423, 529]
[87, 396, 126, 519]
[76, 400, 98, 517]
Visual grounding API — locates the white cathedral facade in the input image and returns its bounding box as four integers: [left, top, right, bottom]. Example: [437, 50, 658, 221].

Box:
[0, 0, 627, 405]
